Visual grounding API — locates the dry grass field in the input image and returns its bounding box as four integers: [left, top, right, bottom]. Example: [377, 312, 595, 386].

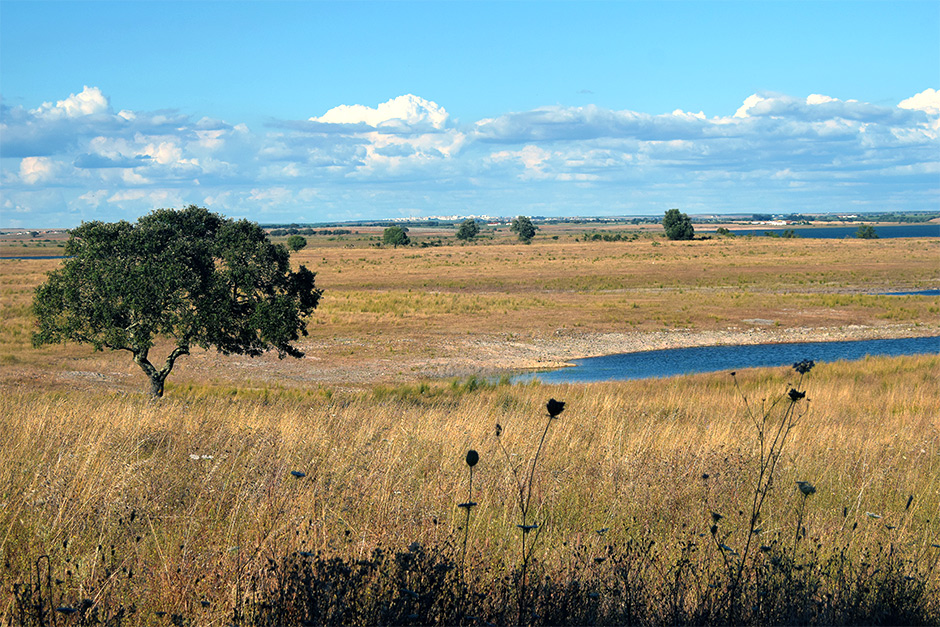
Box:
[1, 230, 938, 624]
[2, 232, 938, 392]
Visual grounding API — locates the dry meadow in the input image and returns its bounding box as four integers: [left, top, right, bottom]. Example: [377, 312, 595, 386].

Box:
[1, 229, 938, 624]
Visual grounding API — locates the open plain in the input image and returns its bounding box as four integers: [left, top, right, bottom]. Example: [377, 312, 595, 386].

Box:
[1, 227, 939, 624]
[2, 228, 938, 391]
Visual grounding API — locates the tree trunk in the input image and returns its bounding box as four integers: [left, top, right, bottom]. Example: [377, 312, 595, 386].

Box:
[149, 374, 166, 398]
[132, 345, 187, 398]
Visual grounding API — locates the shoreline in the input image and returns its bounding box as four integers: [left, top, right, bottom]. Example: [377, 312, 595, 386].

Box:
[391, 322, 940, 382]
[8, 323, 938, 393]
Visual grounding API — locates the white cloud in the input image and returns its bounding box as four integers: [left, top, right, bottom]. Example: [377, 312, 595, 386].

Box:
[899, 88, 940, 116]
[144, 141, 180, 165]
[806, 94, 838, 105]
[490, 145, 553, 179]
[3, 86, 938, 226]
[195, 129, 226, 150]
[671, 109, 706, 120]
[20, 157, 57, 184]
[734, 94, 768, 118]
[310, 94, 449, 131]
[31, 86, 110, 119]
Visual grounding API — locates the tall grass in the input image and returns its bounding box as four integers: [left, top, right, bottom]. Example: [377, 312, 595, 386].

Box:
[2, 354, 938, 624]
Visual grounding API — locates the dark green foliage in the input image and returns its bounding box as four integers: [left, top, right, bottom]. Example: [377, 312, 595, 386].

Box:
[856, 225, 879, 239]
[456, 219, 480, 241]
[663, 209, 695, 240]
[286, 234, 307, 251]
[32, 205, 322, 397]
[382, 225, 411, 247]
[511, 216, 537, 242]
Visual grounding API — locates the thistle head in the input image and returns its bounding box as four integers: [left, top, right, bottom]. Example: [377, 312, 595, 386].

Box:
[465, 449, 479, 468]
[796, 481, 816, 496]
[546, 398, 565, 418]
[788, 388, 806, 402]
[793, 359, 815, 375]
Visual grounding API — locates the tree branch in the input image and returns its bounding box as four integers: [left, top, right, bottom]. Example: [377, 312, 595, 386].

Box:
[160, 345, 190, 378]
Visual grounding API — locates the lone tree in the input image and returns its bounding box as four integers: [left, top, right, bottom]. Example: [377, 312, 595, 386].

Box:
[663, 208, 695, 240]
[286, 234, 308, 251]
[510, 216, 537, 243]
[382, 225, 410, 247]
[32, 205, 323, 397]
[455, 219, 480, 241]
[856, 224, 878, 239]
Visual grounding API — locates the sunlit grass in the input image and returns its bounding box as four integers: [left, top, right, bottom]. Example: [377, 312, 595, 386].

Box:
[1, 355, 937, 622]
[2, 232, 938, 622]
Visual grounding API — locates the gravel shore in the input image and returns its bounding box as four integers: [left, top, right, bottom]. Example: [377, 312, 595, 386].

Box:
[312, 322, 940, 384]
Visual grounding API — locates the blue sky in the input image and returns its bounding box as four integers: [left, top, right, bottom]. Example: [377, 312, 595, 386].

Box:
[1, 0, 938, 227]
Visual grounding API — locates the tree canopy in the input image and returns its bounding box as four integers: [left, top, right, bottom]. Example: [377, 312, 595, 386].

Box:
[510, 216, 537, 243]
[32, 205, 322, 397]
[382, 225, 410, 247]
[456, 219, 480, 241]
[286, 234, 308, 251]
[663, 209, 695, 240]
[856, 225, 878, 239]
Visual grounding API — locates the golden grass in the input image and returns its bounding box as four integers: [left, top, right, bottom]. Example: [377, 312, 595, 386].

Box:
[1, 231, 938, 622]
[1, 355, 937, 622]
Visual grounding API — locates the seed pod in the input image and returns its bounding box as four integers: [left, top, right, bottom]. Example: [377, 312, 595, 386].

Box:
[788, 388, 806, 402]
[466, 449, 479, 467]
[546, 398, 565, 417]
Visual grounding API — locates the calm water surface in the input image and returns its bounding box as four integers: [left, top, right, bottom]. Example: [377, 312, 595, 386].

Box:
[703, 224, 939, 239]
[516, 336, 940, 384]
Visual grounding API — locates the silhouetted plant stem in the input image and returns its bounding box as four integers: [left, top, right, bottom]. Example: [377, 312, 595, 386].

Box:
[495, 399, 564, 627]
[457, 449, 479, 624]
[725, 363, 813, 624]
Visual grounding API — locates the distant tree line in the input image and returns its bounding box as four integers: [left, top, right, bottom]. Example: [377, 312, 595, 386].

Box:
[575, 231, 641, 242]
[269, 228, 354, 236]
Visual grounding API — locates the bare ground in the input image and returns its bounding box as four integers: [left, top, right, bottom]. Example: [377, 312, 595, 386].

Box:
[179, 321, 939, 388]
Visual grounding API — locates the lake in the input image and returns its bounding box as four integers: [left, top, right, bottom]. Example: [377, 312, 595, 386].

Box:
[515, 336, 940, 384]
[0, 255, 69, 260]
[702, 224, 939, 239]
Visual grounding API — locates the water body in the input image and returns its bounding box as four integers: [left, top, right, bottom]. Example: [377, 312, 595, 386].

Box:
[516, 336, 940, 384]
[703, 224, 939, 239]
[0, 255, 68, 260]
[880, 289, 940, 296]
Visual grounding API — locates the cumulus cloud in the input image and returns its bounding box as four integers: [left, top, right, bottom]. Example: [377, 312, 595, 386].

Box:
[310, 94, 449, 132]
[19, 156, 57, 184]
[1, 86, 938, 226]
[31, 86, 111, 119]
[899, 88, 940, 115]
